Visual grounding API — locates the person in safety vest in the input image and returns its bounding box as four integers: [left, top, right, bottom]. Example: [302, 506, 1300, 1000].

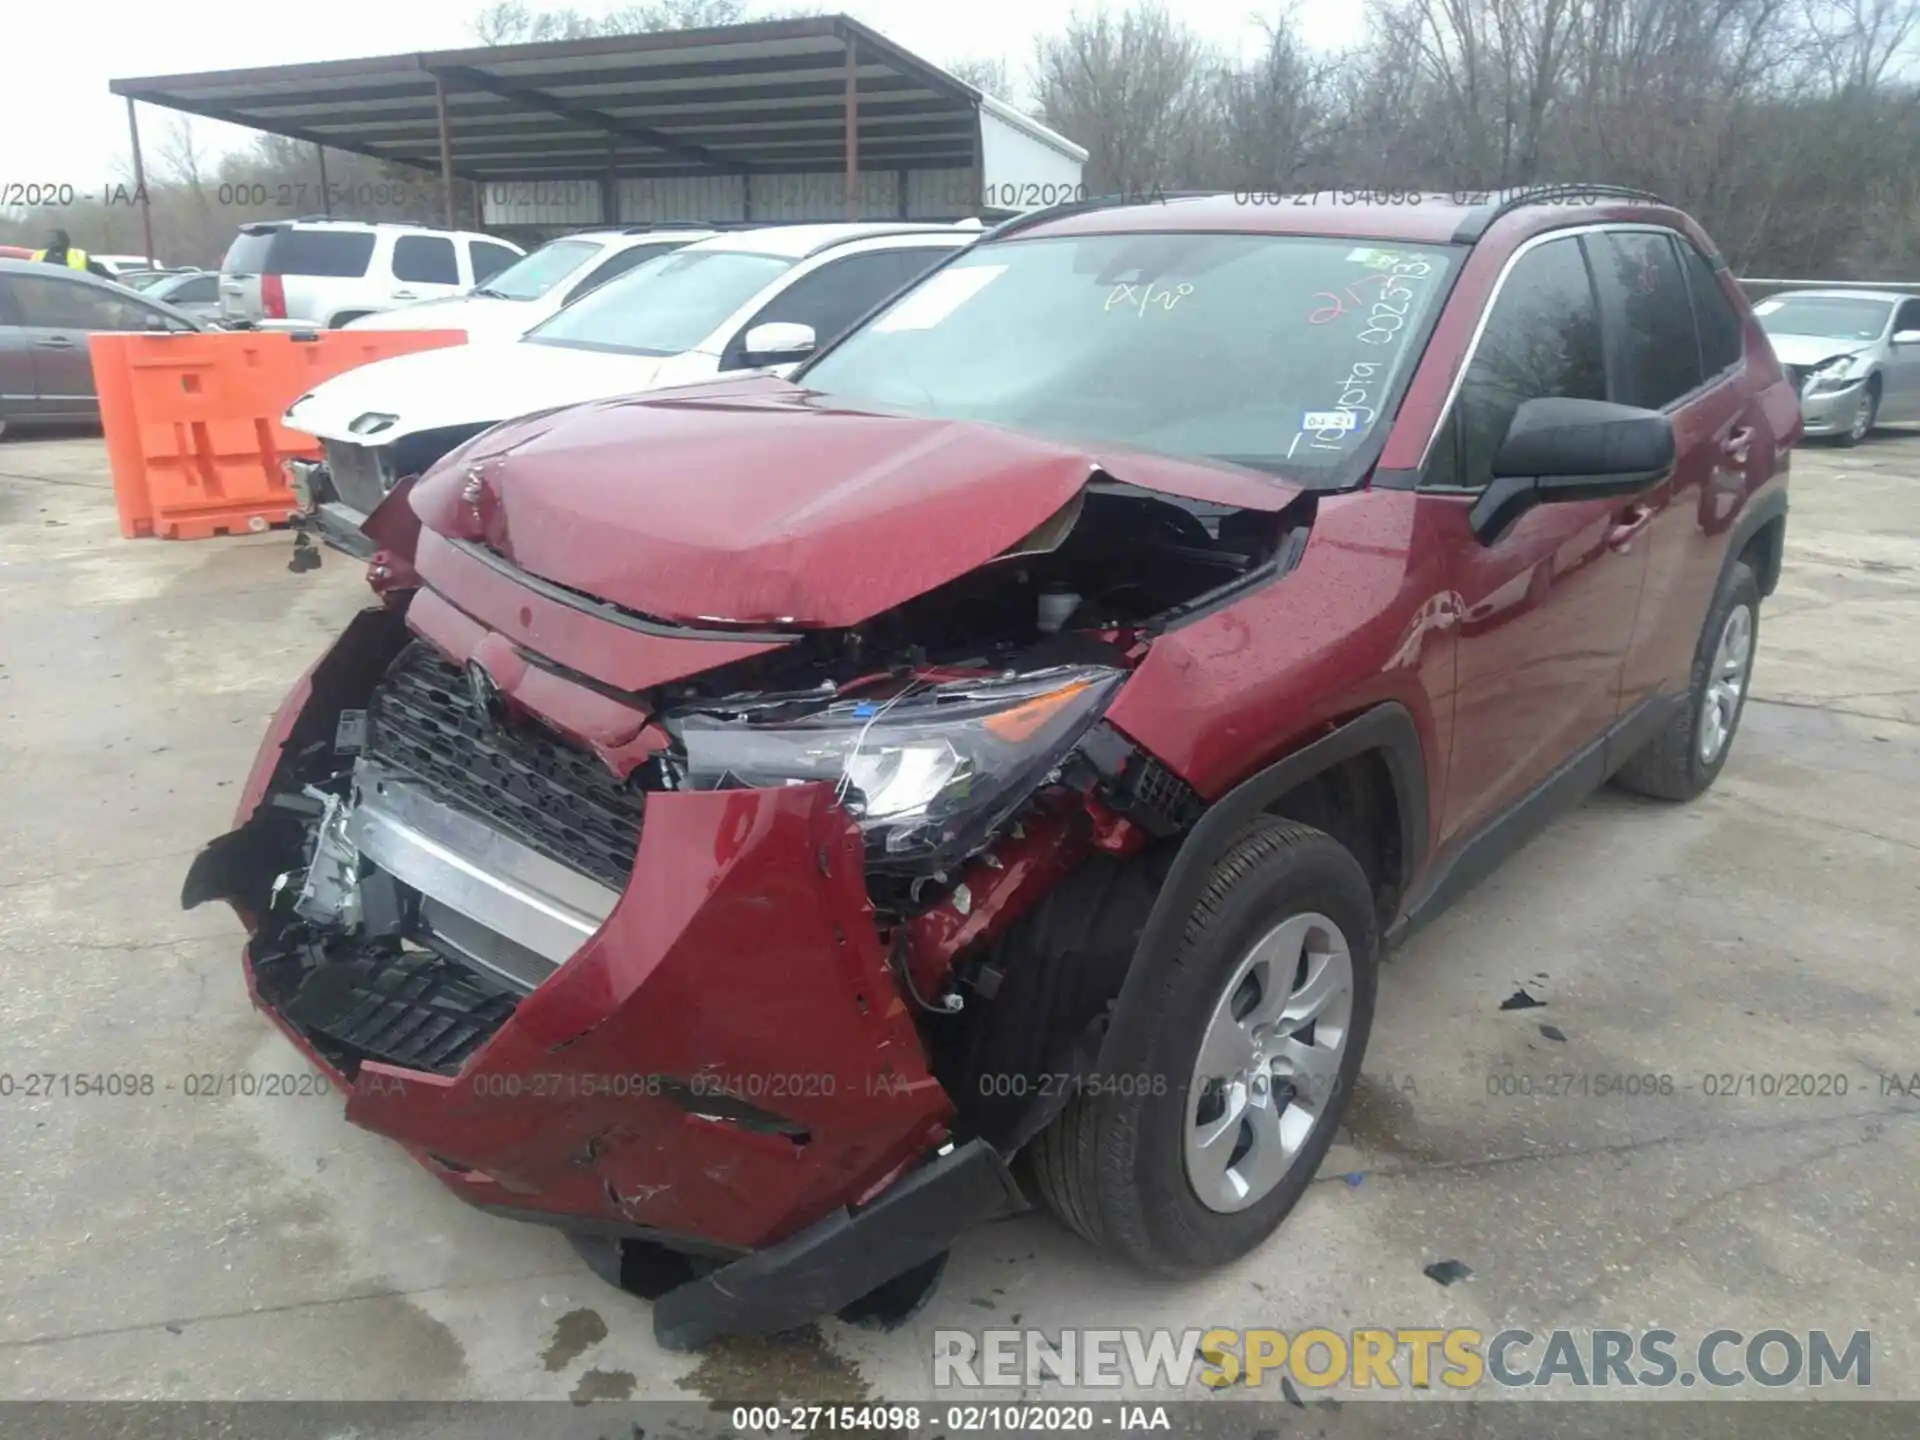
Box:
[33, 230, 114, 279]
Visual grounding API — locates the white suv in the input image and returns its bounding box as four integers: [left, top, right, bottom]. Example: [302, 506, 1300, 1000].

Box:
[346, 225, 715, 342]
[284, 221, 980, 555]
[217, 219, 524, 331]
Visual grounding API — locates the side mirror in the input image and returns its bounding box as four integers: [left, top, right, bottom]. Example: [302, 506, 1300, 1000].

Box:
[741, 321, 816, 366]
[1893, 329, 1920, 345]
[1469, 397, 1675, 545]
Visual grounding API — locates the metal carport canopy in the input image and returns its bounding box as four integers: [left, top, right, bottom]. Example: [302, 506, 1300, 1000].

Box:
[108, 16, 1085, 226]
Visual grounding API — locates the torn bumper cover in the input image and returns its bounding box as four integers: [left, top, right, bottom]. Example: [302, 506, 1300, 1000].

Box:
[182, 615, 1006, 1343]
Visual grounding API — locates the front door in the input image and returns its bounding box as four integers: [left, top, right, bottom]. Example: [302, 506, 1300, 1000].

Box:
[1880, 297, 1920, 421]
[5, 271, 105, 418]
[1417, 234, 1651, 850]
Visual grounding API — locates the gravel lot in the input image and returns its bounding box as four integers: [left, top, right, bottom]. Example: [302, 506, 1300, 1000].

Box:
[0, 428, 1914, 1414]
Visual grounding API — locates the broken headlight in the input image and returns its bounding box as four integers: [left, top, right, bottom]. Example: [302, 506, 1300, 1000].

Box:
[673, 665, 1123, 872]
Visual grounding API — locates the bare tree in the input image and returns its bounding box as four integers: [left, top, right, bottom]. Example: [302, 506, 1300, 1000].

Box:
[1033, 4, 1221, 194]
[946, 55, 1019, 101]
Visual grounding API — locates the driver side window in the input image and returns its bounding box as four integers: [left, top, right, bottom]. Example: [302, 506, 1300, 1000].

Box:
[1894, 298, 1920, 337]
[1423, 237, 1605, 492]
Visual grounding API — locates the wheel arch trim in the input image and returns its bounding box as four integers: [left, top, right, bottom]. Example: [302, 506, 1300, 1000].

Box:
[1089, 703, 1427, 1080]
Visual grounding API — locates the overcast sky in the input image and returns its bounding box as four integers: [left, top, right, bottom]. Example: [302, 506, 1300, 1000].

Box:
[0, 1, 1369, 187]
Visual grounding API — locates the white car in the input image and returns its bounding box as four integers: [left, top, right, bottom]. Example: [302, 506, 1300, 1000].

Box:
[92, 254, 166, 279]
[218, 219, 524, 332]
[345, 226, 715, 342]
[284, 221, 980, 555]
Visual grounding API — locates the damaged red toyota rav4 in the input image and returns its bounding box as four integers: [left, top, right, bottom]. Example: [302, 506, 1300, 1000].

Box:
[185, 188, 1795, 1348]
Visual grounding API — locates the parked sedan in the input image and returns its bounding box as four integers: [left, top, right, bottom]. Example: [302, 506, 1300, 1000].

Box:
[1752, 288, 1920, 445]
[0, 258, 208, 439]
[133, 269, 223, 323]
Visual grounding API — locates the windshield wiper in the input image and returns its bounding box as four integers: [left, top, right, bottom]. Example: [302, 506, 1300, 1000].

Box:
[471, 287, 512, 299]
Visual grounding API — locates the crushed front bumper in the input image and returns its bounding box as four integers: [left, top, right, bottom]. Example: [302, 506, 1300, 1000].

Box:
[185, 610, 987, 1341]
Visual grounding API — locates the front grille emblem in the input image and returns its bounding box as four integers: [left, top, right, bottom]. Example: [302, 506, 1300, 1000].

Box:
[465, 658, 509, 730]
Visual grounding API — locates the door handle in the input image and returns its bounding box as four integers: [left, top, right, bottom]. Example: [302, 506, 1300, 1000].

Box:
[1721, 426, 1754, 464]
[1607, 503, 1655, 551]
[391, 289, 418, 300]
[35, 336, 76, 349]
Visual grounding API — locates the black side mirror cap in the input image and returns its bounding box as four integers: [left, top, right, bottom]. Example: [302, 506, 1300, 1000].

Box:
[1470, 397, 1675, 544]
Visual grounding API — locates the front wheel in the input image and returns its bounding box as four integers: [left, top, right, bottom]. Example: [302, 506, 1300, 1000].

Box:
[1834, 378, 1879, 447]
[1025, 819, 1378, 1275]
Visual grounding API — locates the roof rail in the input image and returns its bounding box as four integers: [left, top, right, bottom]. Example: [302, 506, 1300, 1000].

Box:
[980, 190, 1218, 243]
[799, 223, 983, 257]
[1451, 183, 1669, 242]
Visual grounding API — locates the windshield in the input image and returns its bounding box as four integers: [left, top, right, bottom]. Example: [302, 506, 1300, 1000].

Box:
[526, 248, 793, 356]
[476, 238, 601, 300]
[1754, 296, 1892, 342]
[798, 233, 1458, 478]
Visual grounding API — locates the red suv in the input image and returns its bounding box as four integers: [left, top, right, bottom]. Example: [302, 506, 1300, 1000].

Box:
[185, 187, 1795, 1348]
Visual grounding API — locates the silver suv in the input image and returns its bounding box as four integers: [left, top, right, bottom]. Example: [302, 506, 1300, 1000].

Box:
[217, 219, 523, 331]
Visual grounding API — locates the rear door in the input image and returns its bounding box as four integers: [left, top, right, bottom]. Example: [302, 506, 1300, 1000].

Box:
[5, 272, 187, 417]
[1421, 233, 1651, 849]
[716, 242, 954, 371]
[1592, 228, 1751, 713]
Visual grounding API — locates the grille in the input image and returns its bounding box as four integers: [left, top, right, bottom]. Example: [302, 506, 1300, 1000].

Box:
[323, 439, 391, 515]
[366, 642, 646, 891]
[281, 944, 518, 1076]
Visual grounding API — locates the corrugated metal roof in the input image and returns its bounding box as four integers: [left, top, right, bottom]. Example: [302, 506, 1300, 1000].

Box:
[108, 15, 1085, 184]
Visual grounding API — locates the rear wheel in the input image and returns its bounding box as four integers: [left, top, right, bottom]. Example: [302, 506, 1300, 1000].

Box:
[1613, 561, 1759, 801]
[1026, 819, 1377, 1275]
[328, 312, 370, 329]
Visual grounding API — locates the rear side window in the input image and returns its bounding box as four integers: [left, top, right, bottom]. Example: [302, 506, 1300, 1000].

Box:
[10, 273, 169, 330]
[1434, 236, 1605, 490]
[228, 228, 377, 278]
[1588, 231, 1702, 409]
[470, 240, 519, 283]
[1676, 241, 1743, 377]
[222, 231, 274, 274]
[393, 236, 458, 285]
[170, 274, 217, 303]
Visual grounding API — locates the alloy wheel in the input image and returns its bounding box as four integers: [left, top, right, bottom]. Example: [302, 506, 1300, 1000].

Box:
[1185, 912, 1354, 1214]
[1699, 602, 1754, 765]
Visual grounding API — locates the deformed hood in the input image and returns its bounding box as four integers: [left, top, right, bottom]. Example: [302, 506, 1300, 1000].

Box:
[410, 377, 1299, 630]
[1764, 332, 1876, 368]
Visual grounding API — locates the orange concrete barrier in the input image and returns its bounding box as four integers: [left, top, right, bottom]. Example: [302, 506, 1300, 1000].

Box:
[92, 329, 466, 541]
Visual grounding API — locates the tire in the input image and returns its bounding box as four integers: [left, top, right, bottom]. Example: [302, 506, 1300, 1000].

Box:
[1613, 561, 1760, 802]
[1025, 818, 1378, 1276]
[328, 312, 370, 330]
[1833, 376, 1879, 447]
